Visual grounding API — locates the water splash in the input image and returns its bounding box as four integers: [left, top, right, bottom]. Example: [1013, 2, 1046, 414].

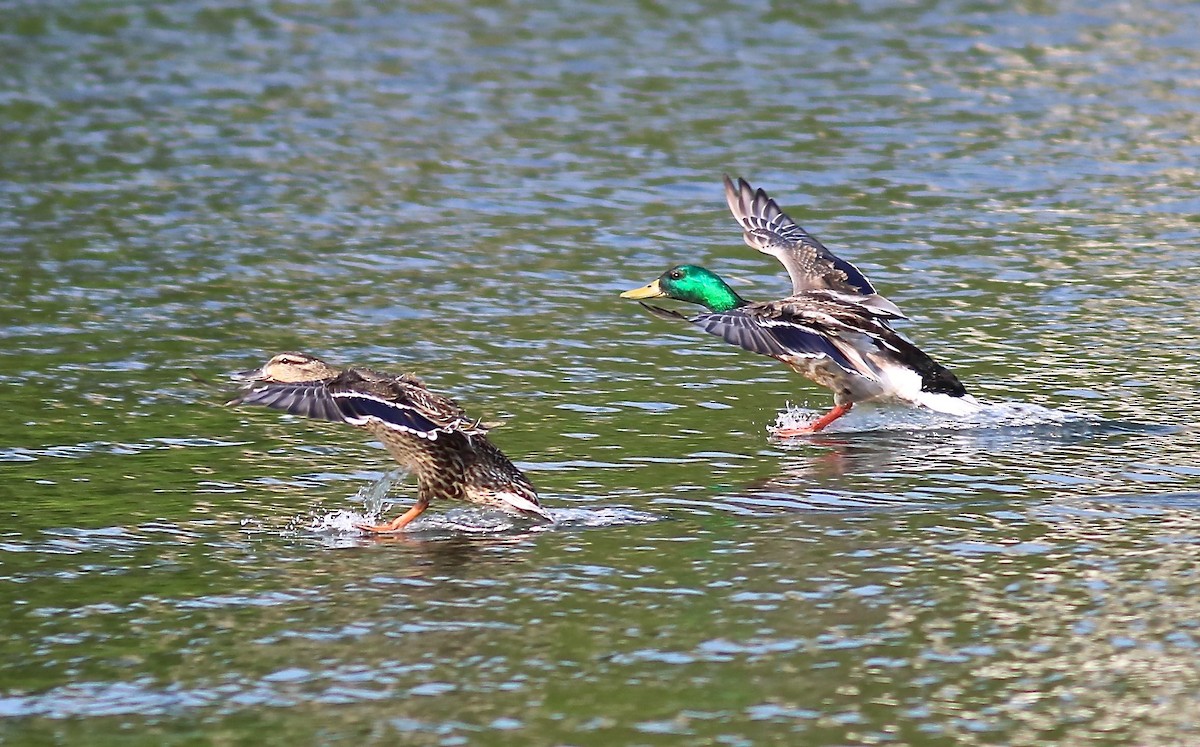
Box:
[304, 469, 662, 537]
[307, 509, 377, 534]
[309, 505, 661, 535]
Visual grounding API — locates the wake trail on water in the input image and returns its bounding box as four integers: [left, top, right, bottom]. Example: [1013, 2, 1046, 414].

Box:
[769, 399, 1118, 437]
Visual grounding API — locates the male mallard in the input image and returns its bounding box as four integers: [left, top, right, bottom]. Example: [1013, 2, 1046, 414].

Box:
[621, 265, 977, 434]
[722, 175, 904, 319]
[229, 352, 551, 531]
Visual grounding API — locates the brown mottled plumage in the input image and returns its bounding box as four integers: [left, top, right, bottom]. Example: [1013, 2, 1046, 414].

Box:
[229, 353, 550, 532]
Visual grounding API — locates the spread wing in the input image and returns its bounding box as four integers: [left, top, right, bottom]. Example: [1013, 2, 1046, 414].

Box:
[722, 175, 904, 318]
[690, 309, 862, 373]
[228, 382, 347, 422]
[638, 302, 864, 377]
[231, 368, 487, 441]
[326, 370, 487, 440]
[326, 391, 454, 439]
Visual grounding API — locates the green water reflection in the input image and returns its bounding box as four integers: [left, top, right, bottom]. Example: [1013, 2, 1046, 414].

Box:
[3, 0, 1200, 743]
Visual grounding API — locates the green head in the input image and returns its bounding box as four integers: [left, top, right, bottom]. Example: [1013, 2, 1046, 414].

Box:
[620, 264, 747, 313]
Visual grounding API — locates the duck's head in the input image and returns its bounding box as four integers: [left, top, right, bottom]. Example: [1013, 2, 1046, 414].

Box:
[620, 265, 746, 312]
[238, 352, 341, 383]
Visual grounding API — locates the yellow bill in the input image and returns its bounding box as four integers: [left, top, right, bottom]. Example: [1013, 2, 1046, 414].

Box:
[619, 279, 665, 300]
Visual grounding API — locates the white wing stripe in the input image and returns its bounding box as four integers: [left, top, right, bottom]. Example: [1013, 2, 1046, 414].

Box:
[341, 415, 443, 440]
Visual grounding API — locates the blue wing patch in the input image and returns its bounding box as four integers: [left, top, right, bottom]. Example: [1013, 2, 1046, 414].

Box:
[332, 392, 443, 438]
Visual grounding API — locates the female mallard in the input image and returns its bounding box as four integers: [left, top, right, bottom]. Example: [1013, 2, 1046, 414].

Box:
[722, 175, 904, 319]
[621, 266, 977, 434]
[229, 352, 551, 531]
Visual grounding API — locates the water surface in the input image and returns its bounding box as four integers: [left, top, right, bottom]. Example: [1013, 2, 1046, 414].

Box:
[4, 0, 1200, 743]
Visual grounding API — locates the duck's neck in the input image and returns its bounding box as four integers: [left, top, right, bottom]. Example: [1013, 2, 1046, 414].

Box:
[694, 282, 748, 313]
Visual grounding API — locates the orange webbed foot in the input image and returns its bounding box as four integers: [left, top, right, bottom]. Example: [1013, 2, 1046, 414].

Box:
[355, 498, 429, 534]
[772, 403, 854, 437]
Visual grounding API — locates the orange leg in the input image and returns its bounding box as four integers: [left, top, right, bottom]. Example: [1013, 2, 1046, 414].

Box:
[356, 497, 430, 533]
[774, 402, 853, 437]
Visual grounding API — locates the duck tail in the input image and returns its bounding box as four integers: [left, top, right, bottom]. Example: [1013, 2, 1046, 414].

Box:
[878, 332, 973, 407]
[496, 489, 554, 522]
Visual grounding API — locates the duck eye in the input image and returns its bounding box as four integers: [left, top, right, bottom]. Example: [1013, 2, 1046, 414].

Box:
[669, 270, 682, 280]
